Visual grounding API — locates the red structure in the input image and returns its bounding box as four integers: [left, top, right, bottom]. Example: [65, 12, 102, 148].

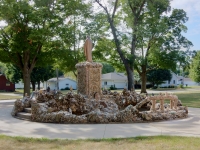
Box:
[0, 74, 15, 92]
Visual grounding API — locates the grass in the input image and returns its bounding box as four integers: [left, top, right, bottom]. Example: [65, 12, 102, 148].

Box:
[176, 91, 200, 108]
[0, 95, 22, 100]
[0, 135, 200, 150]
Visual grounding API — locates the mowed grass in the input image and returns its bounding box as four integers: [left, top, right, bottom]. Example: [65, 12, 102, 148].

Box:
[175, 91, 200, 108]
[0, 95, 22, 100]
[0, 135, 200, 150]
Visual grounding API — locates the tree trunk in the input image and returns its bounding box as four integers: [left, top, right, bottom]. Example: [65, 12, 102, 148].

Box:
[23, 70, 31, 96]
[125, 63, 134, 90]
[107, 12, 134, 90]
[37, 81, 40, 90]
[140, 65, 147, 93]
[31, 81, 36, 91]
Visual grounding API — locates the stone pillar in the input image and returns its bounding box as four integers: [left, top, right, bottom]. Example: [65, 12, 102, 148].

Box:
[75, 62, 103, 98]
[151, 99, 156, 112]
[170, 99, 174, 109]
[173, 96, 178, 110]
[160, 97, 164, 113]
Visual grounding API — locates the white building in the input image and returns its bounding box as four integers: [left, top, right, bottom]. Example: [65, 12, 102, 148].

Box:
[101, 72, 127, 89]
[44, 77, 77, 90]
[15, 81, 24, 89]
[159, 72, 199, 87]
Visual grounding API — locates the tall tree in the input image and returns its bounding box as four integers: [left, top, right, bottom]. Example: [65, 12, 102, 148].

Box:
[189, 51, 200, 83]
[94, 0, 192, 92]
[57, 12, 107, 77]
[95, 0, 136, 90]
[121, 1, 192, 93]
[147, 69, 172, 87]
[0, 0, 85, 95]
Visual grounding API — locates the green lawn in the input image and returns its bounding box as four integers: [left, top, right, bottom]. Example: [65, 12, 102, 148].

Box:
[176, 92, 200, 108]
[0, 135, 200, 150]
[0, 95, 22, 100]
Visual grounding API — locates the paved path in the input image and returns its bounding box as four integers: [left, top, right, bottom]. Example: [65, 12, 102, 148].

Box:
[0, 100, 200, 139]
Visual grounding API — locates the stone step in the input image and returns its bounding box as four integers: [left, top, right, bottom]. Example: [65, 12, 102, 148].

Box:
[24, 108, 31, 113]
[17, 112, 31, 120]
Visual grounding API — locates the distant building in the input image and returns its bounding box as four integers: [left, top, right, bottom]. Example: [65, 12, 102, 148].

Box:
[44, 77, 77, 90]
[159, 72, 199, 87]
[0, 74, 15, 91]
[101, 72, 127, 89]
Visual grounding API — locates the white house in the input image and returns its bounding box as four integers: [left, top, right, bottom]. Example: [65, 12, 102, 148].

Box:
[184, 78, 199, 86]
[159, 72, 199, 87]
[101, 72, 127, 89]
[44, 77, 77, 90]
[15, 81, 24, 89]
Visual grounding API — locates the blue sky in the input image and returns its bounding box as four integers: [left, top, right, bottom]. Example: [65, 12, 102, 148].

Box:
[171, 0, 200, 50]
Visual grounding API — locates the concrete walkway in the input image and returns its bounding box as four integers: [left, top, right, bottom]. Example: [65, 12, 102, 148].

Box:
[0, 100, 200, 139]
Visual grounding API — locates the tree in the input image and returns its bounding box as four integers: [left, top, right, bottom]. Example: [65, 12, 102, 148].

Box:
[147, 69, 172, 87]
[0, 62, 7, 74]
[57, 12, 107, 77]
[30, 66, 57, 91]
[95, 0, 136, 90]
[189, 51, 200, 83]
[0, 0, 86, 96]
[4, 64, 22, 84]
[95, 0, 192, 92]
[102, 62, 115, 74]
[120, 1, 192, 93]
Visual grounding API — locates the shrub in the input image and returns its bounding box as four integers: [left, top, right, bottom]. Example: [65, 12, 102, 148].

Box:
[152, 86, 157, 89]
[110, 85, 117, 90]
[61, 87, 70, 90]
[179, 84, 183, 88]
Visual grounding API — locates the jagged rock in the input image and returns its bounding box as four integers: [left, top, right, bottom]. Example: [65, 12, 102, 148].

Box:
[12, 91, 188, 123]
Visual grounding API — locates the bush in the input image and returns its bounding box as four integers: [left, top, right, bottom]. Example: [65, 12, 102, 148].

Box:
[179, 84, 183, 88]
[61, 87, 70, 90]
[152, 86, 157, 89]
[134, 84, 141, 89]
[168, 85, 175, 88]
[110, 85, 117, 90]
[146, 84, 153, 89]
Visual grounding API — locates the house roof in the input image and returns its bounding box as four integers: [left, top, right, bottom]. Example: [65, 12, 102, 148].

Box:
[102, 72, 127, 81]
[184, 78, 194, 82]
[48, 77, 76, 82]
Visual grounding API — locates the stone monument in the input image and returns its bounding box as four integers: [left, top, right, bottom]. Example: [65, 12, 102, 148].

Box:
[75, 37, 103, 97]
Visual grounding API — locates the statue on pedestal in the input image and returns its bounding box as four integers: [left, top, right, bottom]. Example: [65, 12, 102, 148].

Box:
[84, 36, 93, 62]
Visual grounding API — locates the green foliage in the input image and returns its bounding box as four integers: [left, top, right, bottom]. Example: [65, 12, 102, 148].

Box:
[0, 0, 88, 94]
[189, 51, 200, 83]
[4, 64, 22, 83]
[31, 66, 56, 83]
[0, 62, 7, 74]
[110, 84, 117, 90]
[57, 9, 107, 76]
[101, 63, 115, 74]
[147, 69, 172, 87]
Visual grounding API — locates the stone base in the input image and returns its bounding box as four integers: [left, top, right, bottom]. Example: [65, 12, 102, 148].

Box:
[75, 62, 102, 98]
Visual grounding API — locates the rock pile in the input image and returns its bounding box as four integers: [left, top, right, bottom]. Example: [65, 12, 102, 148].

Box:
[11, 90, 188, 123]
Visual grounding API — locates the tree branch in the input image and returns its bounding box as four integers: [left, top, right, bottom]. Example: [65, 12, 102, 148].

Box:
[111, 0, 119, 21]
